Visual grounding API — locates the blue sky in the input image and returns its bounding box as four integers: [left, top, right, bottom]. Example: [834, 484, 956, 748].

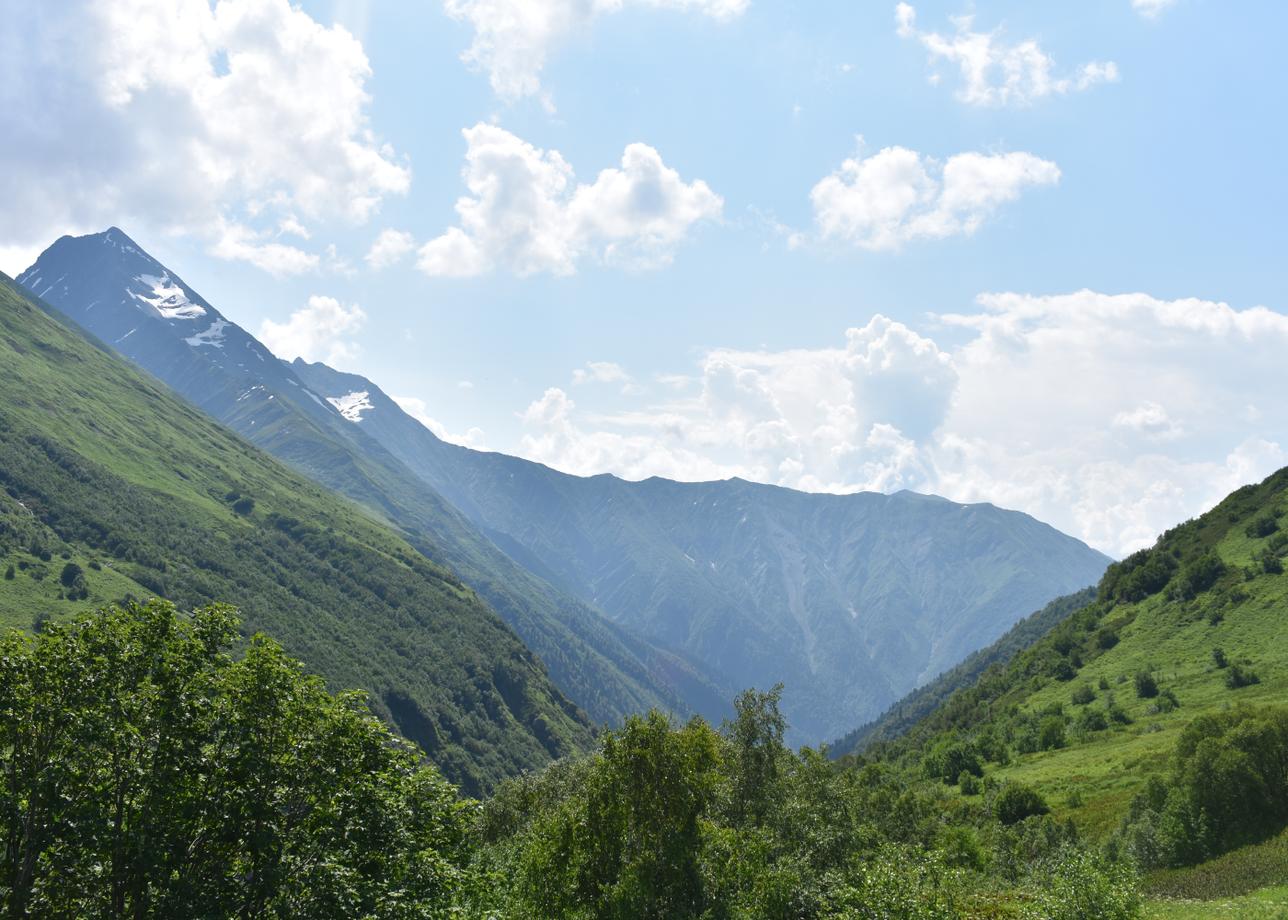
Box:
[3, 0, 1286, 555]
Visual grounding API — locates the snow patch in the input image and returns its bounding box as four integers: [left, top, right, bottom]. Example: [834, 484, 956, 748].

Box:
[327, 390, 374, 422]
[185, 319, 228, 348]
[129, 273, 206, 320]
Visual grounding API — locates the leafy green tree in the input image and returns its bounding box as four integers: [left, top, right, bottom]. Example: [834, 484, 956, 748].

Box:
[511, 711, 720, 920]
[1134, 671, 1159, 699]
[0, 600, 474, 918]
[722, 684, 787, 826]
[994, 783, 1050, 825]
[1039, 716, 1067, 751]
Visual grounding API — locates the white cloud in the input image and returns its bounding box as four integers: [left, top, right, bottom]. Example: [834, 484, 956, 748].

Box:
[1, 0, 407, 271]
[393, 395, 488, 449]
[512, 293, 1288, 557]
[259, 295, 367, 366]
[1113, 401, 1183, 439]
[211, 220, 319, 276]
[573, 361, 631, 385]
[365, 228, 416, 269]
[443, 0, 747, 104]
[1132, 0, 1177, 19]
[810, 145, 1060, 250]
[418, 124, 721, 277]
[895, 3, 1119, 107]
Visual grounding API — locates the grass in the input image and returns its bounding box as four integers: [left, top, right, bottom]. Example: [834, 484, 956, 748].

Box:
[975, 495, 1288, 839]
[1144, 886, 1288, 919]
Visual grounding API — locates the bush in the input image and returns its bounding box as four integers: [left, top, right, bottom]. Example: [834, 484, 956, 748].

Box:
[1247, 515, 1280, 538]
[1096, 629, 1120, 650]
[58, 562, 83, 588]
[1135, 671, 1159, 699]
[1077, 708, 1109, 732]
[1225, 663, 1261, 689]
[958, 771, 981, 796]
[1039, 716, 1067, 751]
[1175, 551, 1226, 600]
[1098, 677, 1111, 691]
[3, 564, 13, 581]
[994, 782, 1050, 825]
[231, 496, 255, 516]
[1071, 684, 1096, 706]
[1212, 647, 1229, 669]
[1028, 847, 1141, 920]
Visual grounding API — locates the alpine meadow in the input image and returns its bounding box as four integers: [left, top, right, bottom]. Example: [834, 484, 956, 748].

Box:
[3, 1, 1286, 917]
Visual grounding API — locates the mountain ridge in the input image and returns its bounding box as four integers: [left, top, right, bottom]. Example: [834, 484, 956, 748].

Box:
[19, 228, 731, 729]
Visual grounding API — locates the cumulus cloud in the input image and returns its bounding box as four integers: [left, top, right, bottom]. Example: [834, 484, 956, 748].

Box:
[1, 0, 407, 271]
[393, 395, 488, 449]
[1132, 0, 1177, 19]
[895, 4, 1119, 107]
[513, 293, 1288, 556]
[443, 0, 747, 104]
[810, 145, 1060, 250]
[259, 295, 367, 366]
[365, 228, 416, 269]
[418, 124, 722, 277]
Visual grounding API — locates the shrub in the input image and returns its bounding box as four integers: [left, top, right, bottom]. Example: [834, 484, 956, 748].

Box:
[1098, 677, 1111, 691]
[1077, 709, 1108, 732]
[1212, 647, 1228, 669]
[3, 565, 13, 581]
[958, 771, 981, 796]
[1071, 684, 1096, 706]
[1175, 551, 1226, 600]
[994, 783, 1050, 825]
[231, 496, 256, 516]
[1039, 717, 1067, 751]
[1246, 515, 1280, 538]
[1225, 663, 1261, 689]
[1135, 671, 1159, 699]
[1096, 629, 1120, 650]
[1028, 847, 1141, 920]
[58, 562, 83, 588]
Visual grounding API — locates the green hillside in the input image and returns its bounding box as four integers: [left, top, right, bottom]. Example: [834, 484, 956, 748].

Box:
[0, 273, 594, 794]
[849, 466, 1288, 912]
[18, 229, 728, 732]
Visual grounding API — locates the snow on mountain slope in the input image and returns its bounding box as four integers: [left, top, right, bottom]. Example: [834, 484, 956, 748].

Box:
[129, 272, 207, 320]
[327, 390, 374, 422]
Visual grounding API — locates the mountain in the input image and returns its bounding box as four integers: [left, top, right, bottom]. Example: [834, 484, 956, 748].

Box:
[0, 272, 594, 794]
[828, 586, 1099, 757]
[852, 465, 1288, 845]
[18, 228, 729, 729]
[289, 364, 1112, 744]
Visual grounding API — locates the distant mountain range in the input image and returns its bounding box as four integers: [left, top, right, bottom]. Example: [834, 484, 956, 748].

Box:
[20, 228, 1111, 743]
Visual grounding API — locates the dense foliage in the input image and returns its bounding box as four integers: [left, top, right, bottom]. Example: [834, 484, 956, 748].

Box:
[1114, 706, 1288, 869]
[467, 687, 1139, 919]
[0, 601, 475, 917]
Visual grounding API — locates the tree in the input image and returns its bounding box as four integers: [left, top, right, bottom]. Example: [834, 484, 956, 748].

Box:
[1135, 671, 1159, 699]
[1039, 716, 1067, 751]
[0, 600, 474, 918]
[994, 783, 1050, 825]
[1212, 647, 1228, 669]
[722, 684, 787, 827]
[513, 710, 721, 920]
[3, 565, 13, 581]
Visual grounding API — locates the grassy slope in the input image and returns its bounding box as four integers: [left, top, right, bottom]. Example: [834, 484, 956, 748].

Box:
[855, 469, 1288, 914]
[0, 274, 594, 794]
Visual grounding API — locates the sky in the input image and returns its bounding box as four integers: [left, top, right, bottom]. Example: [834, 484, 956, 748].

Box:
[3, 0, 1286, 557]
